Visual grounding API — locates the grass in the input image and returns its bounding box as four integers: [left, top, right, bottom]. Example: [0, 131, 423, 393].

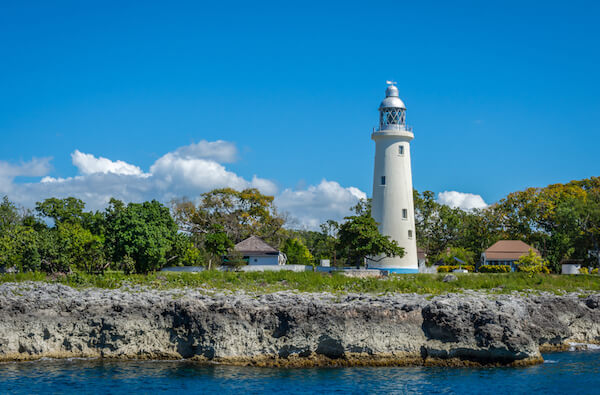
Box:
[1, 270, 599, 295]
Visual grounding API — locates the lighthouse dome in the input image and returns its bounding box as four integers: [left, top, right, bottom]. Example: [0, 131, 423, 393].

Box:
[379, 96, 406, 109]
[379, 84, 405, 109]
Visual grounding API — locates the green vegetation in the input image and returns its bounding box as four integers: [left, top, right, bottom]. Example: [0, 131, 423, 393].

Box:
[415, 177, 600, 272]
[1, 271, 599, 295]
[432, 247, 476, 267]
[281, 238, 313, 266]
[478, 265, 512, 273]
[515, 249, 551, 274]
[1, 176, 600, 275]
[337, 199, 404, 267]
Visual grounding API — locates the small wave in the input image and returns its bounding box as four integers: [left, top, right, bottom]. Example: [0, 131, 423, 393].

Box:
[65, 357, 98, 362]
[568, 342, 600, 351]
[543, 359, 558, 364]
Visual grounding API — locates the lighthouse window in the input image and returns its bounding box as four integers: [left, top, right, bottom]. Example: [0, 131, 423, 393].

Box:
[408, 230, 413, 239]
[381, 176, 386, 185]
[399, 145, 404, 155]
[402, 209, 408, 219]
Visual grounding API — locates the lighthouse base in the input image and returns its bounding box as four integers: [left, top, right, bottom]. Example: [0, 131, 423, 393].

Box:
[368, 255, 418, 274]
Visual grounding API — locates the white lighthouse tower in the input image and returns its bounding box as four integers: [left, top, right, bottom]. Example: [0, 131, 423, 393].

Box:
[370, 82, 418, 273]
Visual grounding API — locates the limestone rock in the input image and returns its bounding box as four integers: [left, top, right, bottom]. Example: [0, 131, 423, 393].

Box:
[442, 274, 458, 282]
[0, 283, 598, 366]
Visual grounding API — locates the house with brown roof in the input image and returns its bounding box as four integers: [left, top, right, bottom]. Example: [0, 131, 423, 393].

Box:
[233, 236, 286, 266]
[481, 240, 540, 271]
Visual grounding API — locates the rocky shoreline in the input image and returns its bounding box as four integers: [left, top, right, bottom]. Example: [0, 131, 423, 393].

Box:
[1, 282, 599, 367]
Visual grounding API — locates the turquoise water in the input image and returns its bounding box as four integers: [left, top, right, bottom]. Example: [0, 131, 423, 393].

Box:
[1, 351, 599, 394]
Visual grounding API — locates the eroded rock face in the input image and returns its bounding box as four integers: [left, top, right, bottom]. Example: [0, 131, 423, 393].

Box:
[0, 283, 599, 366]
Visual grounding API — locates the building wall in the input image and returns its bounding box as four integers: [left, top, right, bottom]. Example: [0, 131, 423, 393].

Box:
[247, 255, 279, 266]
[562, 264, 581, 275]
[370, 130, 418, 272]
[240, 265, 312, 272]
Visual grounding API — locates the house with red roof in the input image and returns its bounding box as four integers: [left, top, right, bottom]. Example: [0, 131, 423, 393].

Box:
[481, 240, 540, 271]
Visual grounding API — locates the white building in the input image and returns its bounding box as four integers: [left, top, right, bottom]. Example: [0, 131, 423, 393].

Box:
[234, 236, 286, 266]
[369, 82, 418, 273]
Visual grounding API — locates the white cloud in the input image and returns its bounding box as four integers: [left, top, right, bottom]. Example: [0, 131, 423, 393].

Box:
[1, 142, 366, 229]
[71, 150, 146, 176]
[169, 140, 238, 163]
[149, 153, 277, 201]
[0, 157, 52, 179]
[276, 180, 367, 229]
[437, 190, 488, 210]
[0, 157, 52, 194]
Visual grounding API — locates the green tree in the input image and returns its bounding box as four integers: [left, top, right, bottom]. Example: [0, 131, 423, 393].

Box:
[282, 238, 314, 266]
[455, 208, 501, 260]
[314, 220, 339, 265]
[433, 247, 476, 267]
[172, 188, 286, 246]
[170, 233, 206, 267]
[105, 199, 178, 273]
[0, 197, 43, 272]
[0, 196, 20, 231]
[337, 206, 404, 268]
[56, 223, 106, 274]
[35, 197, 87, 225]
[37, 228, 70, 273]
[35, 197, 106, 235]
[204, 224, 234, 269]
[414, 190, 464, 260]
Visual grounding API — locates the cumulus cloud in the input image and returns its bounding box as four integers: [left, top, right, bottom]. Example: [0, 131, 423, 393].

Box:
[0, 157, 52, 194]
[437, 191, 488, 210]
[149, 150, 277, 200]
[276, 180, 367, 229]
[169, 140, 238, 163]
[1, 141, 364, 229]
[0, 157, 52, 179]
[71, 150, 146, 176]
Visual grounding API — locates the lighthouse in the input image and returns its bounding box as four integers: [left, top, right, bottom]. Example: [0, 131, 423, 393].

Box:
[370, 82, 418, 273]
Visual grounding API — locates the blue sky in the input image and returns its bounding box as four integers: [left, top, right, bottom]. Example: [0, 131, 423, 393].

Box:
[0, 1, 599, 227]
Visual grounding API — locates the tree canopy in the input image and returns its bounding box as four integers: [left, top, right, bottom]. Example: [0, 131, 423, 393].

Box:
[105, 199, 179, 273]
[1, 176, 599, 275]
[172, 188, 286, 246]
[336, 200, 404, 267]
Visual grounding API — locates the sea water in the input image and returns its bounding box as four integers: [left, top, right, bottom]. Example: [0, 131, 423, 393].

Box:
[1, 351, 599, 394]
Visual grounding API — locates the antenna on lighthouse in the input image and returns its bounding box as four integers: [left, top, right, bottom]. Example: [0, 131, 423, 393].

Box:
[385, 80, 397, 86]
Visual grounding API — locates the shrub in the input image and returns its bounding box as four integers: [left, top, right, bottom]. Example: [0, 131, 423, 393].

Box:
[437, 265, 475, 273]
[282, 238, 314, 266]
[592, 268, 599, 275]
[118, 255, 136, 275]
[515, 249, 550, 274]
[579, 267, 589, 274]
[541, 266, 551, 274]
[478, 265, 512, 273]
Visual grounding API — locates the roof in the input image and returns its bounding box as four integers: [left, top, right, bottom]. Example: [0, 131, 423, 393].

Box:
[380, 96, 406, 109]
[234, 236, 279, 255]
[379, 84, 406, 109]
[484, 240, 539, 261]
